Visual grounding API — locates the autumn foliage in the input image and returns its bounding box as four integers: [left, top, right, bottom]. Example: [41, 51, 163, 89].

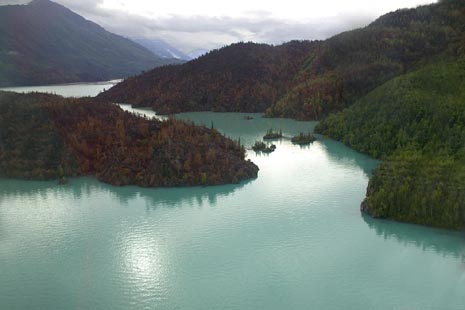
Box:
[0, 92, 258, 187]
[98, 41, 315, 114]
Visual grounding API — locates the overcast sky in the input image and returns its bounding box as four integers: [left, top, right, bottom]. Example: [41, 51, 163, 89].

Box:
[1, 0, 437, 53]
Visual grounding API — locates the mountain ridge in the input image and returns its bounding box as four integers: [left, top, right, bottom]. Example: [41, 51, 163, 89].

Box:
[0, 0, 179, 87]
[98, 40, 316, 113]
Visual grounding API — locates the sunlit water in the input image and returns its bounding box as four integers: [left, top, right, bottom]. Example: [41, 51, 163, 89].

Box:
[1, 84, 464, 310]
[0, 80, 120, 97]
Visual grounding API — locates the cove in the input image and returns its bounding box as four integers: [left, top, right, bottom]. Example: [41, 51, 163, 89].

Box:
[0, 83, 464, 310]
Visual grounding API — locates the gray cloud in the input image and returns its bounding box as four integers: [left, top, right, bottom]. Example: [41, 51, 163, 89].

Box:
[0, 0, 26, 4]
[72, 7, 374, 52]
[0, 0, 427, 53]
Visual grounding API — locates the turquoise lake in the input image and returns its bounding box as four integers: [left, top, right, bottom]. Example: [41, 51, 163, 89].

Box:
[0, 83, 464, 310]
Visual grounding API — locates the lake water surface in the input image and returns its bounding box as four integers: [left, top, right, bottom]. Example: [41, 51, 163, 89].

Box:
[0, 80, 120, 97]
[1, 83, 464, 310]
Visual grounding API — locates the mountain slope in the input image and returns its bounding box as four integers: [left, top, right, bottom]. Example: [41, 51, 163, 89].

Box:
[100, 0, 465, 119]
[0, 0, 177, 87]
[99, 41, 315, 113]
[315, 58, 465, 229]
[267, 0, 465, 119]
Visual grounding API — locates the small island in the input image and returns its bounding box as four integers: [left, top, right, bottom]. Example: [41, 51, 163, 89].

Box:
[244, 116, 254, 120]
[263, 129, 283, 140]
[252, 141, 276, 153]
[291, 132, 316, 145]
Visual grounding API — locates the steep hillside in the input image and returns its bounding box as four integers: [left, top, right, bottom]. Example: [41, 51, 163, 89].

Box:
[315, 59, 465, 229]
[98, 41, 316, 113]
[100, 0, 465, 120]
[267, 0, 465, 119]
[0, 91, 258, 186]
[0, 0, 177, 87]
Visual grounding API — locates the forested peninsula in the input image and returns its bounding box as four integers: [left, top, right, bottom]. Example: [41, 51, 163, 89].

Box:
[316, 59, 465, 229]
[0, 92, 258, 187]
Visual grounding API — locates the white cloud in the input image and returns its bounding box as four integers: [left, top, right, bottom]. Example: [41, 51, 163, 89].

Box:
[98, 0, 434, 20]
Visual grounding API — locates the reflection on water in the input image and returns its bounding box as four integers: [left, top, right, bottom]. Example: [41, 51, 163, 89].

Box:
[362, 214, 465, 259]
[318, 138, 379, 177]
[0, 176, 252, 211]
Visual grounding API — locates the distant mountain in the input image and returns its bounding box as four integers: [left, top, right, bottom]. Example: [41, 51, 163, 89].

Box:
[132, 39, 209, 61]
[99, 0, 465, 120]
[187, 49, 209, 60]
[132, 38, 189, 60]
[0, 0, 178, 87]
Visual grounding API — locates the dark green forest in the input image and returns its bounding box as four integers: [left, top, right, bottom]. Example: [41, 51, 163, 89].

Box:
[0, 92, 258, 187]
[267, 0, 465, 119]
[0, 92, 78, 179]
[315, 59, 465, 229]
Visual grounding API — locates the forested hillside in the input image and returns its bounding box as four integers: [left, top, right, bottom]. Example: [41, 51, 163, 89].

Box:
[100, 0, 465, 120]
[0, 0, 177, 87]
[267, 0, 465, 119]
[99, 41, 315, 114]
[0, 92, 258, 186]
[315, 59, 465, 229]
